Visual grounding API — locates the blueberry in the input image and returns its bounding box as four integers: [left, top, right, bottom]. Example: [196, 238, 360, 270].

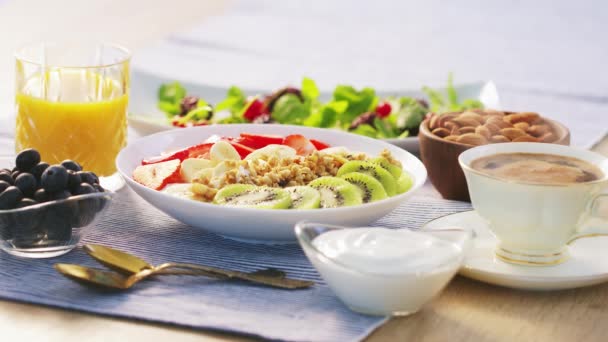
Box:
[15, 173, 37, 198]
[0, 186, 23, 209]
[11, 170, 20, 179]
[0, 180, 10, 193]
[61, 160, 82, 172]
[93, 184, 105, 193]
[34, 188, 50, 203]
[74, 183, 96, 195]
[78, 171, 99, 185]
[15, 148, 41, 171]
[16, 198, 38, 208]
[45, 206, 73, 241]
[30, 162, 50, 180]
[0, 172, 13, 185]
[67, 170, 82, 191]
[50, 190, 71, 201]
[41, 165, 69, 193]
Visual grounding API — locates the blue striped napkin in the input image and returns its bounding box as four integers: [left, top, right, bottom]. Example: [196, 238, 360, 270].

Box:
[0, 186, 470, 342]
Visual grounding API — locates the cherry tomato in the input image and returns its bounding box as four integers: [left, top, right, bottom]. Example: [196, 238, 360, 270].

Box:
[243, 98, 267, 121]
[375, 101, 392, 118]
[283, 134, 317, 156]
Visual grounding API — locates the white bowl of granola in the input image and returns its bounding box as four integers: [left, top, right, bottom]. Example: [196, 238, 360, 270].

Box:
[117, 124, 427, 243]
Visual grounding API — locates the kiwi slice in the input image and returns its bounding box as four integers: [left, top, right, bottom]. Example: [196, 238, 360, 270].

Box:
[285, 186, 321, 209]
[371, 157, 402, 179]
[340, 172, 387, 203]
[396, 172, 414, 194]
[308, 177, 363, 208]
[337, 161, 397, 196]
[213, 184, 292, 209]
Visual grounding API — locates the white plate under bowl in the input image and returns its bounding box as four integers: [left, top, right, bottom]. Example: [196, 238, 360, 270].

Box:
[116, 124, 427, 243]
[422, 211, 608, 290]
[128, 69, 500, 154]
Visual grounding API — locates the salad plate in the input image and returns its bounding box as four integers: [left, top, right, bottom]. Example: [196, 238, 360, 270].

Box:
[422, 211, 608, 290]
[128, 69, 500, 154]
[116, 124, 427, 243]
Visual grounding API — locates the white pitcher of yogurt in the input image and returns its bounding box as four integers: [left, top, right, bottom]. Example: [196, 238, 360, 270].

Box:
[295, 222, 472, 316]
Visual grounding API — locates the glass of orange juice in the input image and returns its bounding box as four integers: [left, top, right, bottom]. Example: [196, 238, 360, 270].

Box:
[14, 43, 130, 190]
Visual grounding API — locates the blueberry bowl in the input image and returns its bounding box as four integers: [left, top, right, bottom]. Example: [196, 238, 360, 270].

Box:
[0, 155, 113, 258]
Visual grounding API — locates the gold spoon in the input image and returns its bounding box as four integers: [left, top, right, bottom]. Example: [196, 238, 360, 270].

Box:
[55, 245, 313, 290]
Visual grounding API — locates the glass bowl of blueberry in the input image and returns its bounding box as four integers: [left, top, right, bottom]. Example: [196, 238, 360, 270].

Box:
[0, 149, 113, 258]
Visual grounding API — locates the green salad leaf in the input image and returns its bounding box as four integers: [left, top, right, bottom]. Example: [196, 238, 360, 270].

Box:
[301, 77, 320, 101]
[272, 93, 311, 124]
[157, 82, 187, 118]
[215, 86, 247, 113]
[333, 85, 378, 126]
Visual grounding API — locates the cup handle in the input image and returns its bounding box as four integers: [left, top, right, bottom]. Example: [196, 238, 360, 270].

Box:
[568, 194, 608, 244]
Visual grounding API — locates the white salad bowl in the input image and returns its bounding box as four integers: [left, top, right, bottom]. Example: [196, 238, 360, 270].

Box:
[116, 124, 427, 243]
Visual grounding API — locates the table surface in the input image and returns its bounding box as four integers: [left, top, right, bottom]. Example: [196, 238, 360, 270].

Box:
[0, 1, 607, 341]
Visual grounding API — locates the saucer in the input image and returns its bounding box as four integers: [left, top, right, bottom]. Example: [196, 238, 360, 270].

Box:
[422, 211, 608, 290]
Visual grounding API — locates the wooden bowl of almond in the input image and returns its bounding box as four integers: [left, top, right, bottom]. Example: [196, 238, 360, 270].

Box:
[419, 109, 570, 201]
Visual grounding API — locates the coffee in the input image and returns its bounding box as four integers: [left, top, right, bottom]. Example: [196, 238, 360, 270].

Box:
[470, 153, 603, 184]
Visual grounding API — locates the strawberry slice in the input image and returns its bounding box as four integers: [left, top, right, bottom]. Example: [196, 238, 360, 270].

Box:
[310, 139, 330, 150]
[229, 141, 255, 159]
[133, 159, 182, 190]
[187, 143, 213, 159]
[238, 133, 284, 149]
[283, 134, 317, 156]
[142, 148, 189, 165]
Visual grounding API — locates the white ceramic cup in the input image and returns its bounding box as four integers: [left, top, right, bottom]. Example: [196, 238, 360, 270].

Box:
[459, 143, 608, 266]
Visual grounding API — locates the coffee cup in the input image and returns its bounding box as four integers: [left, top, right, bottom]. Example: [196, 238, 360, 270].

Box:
[459, 142, 608, 266]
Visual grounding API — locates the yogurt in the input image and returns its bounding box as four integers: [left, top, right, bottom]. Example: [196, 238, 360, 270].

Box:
[306, 227, 466, 316]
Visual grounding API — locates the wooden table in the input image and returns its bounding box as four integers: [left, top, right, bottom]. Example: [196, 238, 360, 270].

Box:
[0, 1, 606, 341]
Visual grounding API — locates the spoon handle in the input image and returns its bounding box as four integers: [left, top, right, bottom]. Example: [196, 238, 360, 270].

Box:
[158, 262, 313, 289]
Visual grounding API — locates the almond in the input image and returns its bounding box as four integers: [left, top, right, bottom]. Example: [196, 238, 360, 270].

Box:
[539, 132, 555, 142]
[459, 112, 484, 123]
[485, 109, 505, 116]
[475, 125, 491, 139]
[431, 127, 451, 138]
[486, 116, 510, 129]
[457, 133, 487, 146]
[452, 117, 481, 127]
[513, 122, 530, 131]
[444, 135, 459, 142]
[527, 124, 550, 137]
[504, 112, 540, 125]
[484, 122, 501, 134]
[458, 126, 476, 134]
[444, 121, 460, 131]
[490, 135, 510, 143]
[513, 135, 539, 142]
[437, 114, 457, 128]
[500, 128, 526, 140]
[429, 114, 440, 130]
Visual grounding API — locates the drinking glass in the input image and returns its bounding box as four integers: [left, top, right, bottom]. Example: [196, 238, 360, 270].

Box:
[14, 43, 130, 191]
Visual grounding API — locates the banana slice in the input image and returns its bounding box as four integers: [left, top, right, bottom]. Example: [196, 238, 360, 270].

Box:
[161, 183, 201, 201]
[245, 144, 297, 161]
[210, 141, 241, 163]
[181, 158, 214, 182]
[193, 168, 214, 182]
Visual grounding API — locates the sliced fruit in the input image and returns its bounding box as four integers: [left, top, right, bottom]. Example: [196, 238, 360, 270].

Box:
[193, 168, 214, 182]
[242, 98, 267, 122]
[245, 145, 297, 161]
[162, 183, 202, 201]
[187, 143, 214, 159]
[142, 148, 189, 165]
[308, 176, 363, 208]
[213, 184, 292, 209]
[309, 139, 330, 150]
[210, 141, 241, 163]
[228, 141, 255, 159]
[396, 172, 414, 194]
[133, 159, 182, 190]
[285, 186, 321, 209]
[283, 134, 317, 156]
[239, 133, 284, 149]
[340, 172, 387, 203]
[371, 157, 402, 179]
[180, 158, 214, 182]
[337, 161, 397, 196]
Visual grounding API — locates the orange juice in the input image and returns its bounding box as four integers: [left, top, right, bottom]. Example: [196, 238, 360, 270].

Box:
[15, 71, 128, 176]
